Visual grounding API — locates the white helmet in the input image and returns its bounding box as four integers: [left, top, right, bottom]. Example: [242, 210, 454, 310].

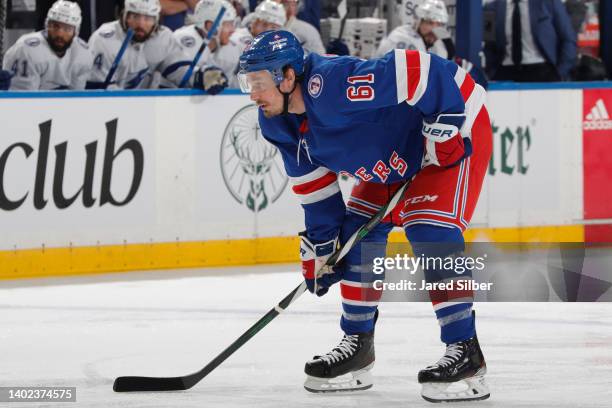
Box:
[415, 0, 448, 25]
[255, 0, 286, 27]
[193, 0, 237, 27]
[46, 0, 82, 33]
[124, 0, 162, 21]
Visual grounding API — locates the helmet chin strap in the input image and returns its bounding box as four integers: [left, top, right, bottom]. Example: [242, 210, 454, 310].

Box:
[278, 81, 298, 116]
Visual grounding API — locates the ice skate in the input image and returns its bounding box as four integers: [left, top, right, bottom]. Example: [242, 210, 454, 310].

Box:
[303, 331, 375, 393]
[419, 335, 490, 403]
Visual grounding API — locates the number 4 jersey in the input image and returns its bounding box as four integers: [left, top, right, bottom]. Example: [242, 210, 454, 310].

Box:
[258, 50, 486, 242]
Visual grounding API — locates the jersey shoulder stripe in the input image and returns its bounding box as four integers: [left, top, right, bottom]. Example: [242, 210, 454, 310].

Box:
[393, 49, 431, 105]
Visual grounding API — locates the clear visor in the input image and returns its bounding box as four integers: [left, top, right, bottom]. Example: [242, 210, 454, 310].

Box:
[47, 20, 76, 33]
[237, 70, 278, 94]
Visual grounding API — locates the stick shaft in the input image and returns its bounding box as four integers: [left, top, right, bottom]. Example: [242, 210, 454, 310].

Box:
[0, 0, 7, 66]
[103, 28, 134, 89]
[191, 181, 410, 381]
[178, 6, 226, 88]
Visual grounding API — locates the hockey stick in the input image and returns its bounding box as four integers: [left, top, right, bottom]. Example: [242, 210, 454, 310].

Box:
[178, 6, 226, 88]
[338, 0, 349, 39]
[113, 178, 410, 392]
[0, 0, 7, 66]
[102, 28, 134, 89]
[326, 0, 350, 55]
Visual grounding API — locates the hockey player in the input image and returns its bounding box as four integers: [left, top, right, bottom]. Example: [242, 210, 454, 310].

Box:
[376, 0, 450, 58]
[174, 0, 241, 88]
[239, 30, 492, 402]
[87, 0, 228, 93]
[231, 0, 286, 51]
[279, 0, 325, 55]
[376, 0, 487, 88]
[2, 0, 93, 90]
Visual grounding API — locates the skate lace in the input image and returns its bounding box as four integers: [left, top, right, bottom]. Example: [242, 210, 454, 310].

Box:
[432, 343, 464, 368]
[320, 335, 359, 365]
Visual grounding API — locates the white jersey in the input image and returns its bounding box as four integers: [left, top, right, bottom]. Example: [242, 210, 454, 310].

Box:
[174, 25, 242, 88]
[2, 31, 93, 90]
[285, 17, 325, 55]
[374, 24, 447, 59]
[88, 21, 191, 89]
[230, 27, 253, 53]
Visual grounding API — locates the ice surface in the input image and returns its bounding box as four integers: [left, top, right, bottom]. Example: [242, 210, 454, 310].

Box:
[1, 264, 611, 407]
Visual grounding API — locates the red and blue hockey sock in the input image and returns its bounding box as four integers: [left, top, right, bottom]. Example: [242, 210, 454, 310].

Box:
[339, 213, 393, 335]
[406, 224, 476, 344]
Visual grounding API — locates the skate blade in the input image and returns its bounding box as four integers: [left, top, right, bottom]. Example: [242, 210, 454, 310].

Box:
[421, 375, 490, 403]
[304, 363, 374, 393]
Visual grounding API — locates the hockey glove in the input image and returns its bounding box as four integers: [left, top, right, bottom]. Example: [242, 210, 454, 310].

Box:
[0, 70, 12, 90]
[299, 232, 341, 296]
[422, 113, 472, 167]
[194, 66, 228, 95]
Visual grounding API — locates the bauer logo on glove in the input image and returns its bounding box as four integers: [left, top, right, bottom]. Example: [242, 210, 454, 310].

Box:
[422, 113, 465, 142]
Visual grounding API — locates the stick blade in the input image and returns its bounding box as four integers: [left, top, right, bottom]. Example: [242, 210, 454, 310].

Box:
[113, 376, 188, 392]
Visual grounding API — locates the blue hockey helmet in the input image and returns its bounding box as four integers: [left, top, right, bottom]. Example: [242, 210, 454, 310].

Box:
[238, 30, 304, 93]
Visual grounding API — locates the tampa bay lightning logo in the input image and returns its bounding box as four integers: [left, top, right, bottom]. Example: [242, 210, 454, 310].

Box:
[25, 37, 41, 47]
[100, 29, 115, 39]
[308, 74, 323, 98]
[181, 36, 196, 47]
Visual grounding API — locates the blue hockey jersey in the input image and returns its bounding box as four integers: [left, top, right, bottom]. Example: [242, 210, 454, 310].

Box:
[258, 49, 486, 243]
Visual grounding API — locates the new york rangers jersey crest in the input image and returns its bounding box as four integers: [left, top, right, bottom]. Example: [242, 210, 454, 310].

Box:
[308, 74, 323, 98]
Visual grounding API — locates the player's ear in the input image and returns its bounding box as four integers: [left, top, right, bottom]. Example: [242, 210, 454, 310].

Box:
[279, 67, 295, 93]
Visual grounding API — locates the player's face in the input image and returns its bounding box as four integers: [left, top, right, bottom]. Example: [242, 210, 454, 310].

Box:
[232, 0, 245, 16]
[219, 21, 235, 45]
[243, 70, 286, 118]
[46, 21, 76, 54]
[280, 0, 299, 18]
[126, 12, 157, 42]
[418, 20, 442, 47]
[251, 19, 281, 37]
[205, 20, 235, 45]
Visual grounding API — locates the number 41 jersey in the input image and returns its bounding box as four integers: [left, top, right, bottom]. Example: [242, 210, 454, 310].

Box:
[2, 31, 93, 90]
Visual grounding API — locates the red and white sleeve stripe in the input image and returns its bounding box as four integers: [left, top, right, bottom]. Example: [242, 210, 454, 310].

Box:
[394, 49, 431, 106]
[453, 65, 487, 139]
[289, 167, 340, 205]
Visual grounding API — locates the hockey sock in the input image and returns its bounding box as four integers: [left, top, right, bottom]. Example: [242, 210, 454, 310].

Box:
[406, 224, 475, 344]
